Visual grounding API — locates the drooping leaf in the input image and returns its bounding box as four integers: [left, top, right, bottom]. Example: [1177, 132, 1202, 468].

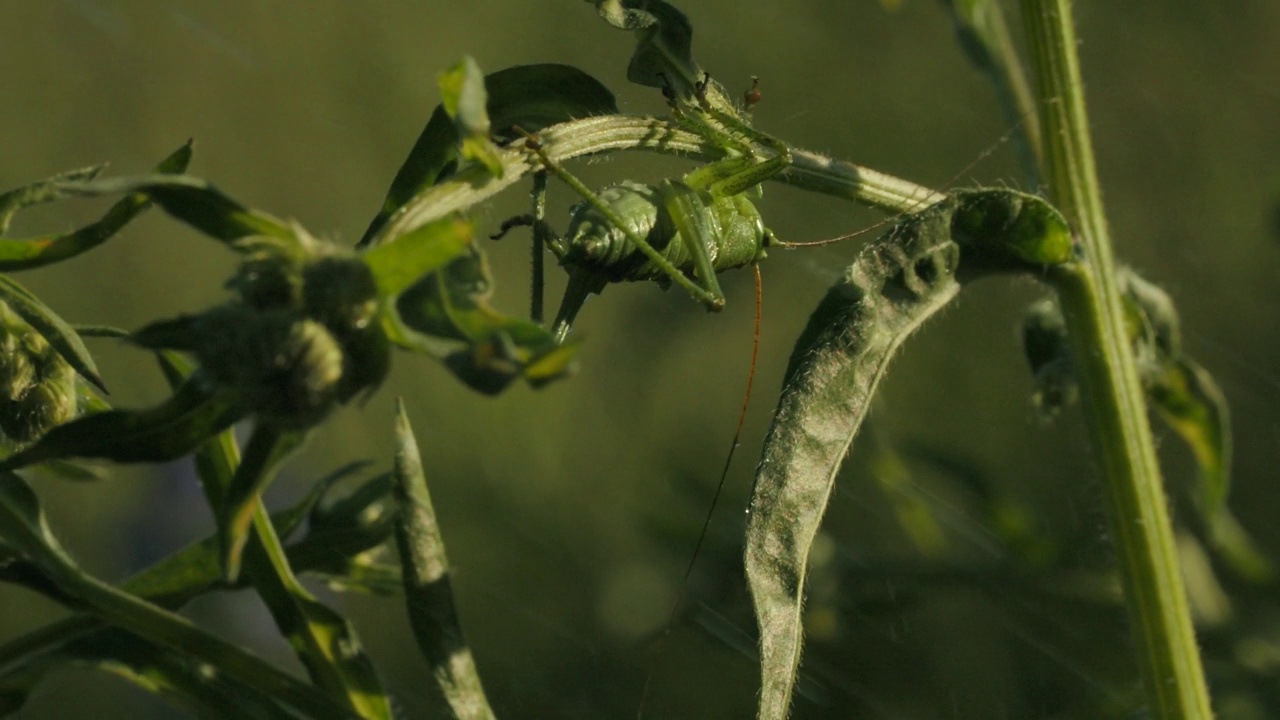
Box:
[57, 173, 297, 246]
[308, 561, 402, 596]
[940, 0, 1042, 184]
[745, 205, 963, 719]
[746, 189, 1076, 718]
[594, 0, 697, 95]
[392, 400, 495, 719]
[0, 376, 247, 472]
[0, 142, 193, 270]
[359, 63, 616, 246]
[0, 274, 104, 391]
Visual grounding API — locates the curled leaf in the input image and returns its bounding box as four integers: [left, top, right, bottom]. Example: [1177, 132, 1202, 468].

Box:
[0, 143, 192, 270]
[746, 189, 1076, 718]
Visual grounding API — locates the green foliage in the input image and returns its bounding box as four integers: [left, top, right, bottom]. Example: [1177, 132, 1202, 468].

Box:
[0, 1, 1269, 719]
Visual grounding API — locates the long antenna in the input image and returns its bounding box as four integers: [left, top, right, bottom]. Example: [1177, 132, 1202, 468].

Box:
[637, 264, 763, 718]
[781, 119, 1027, 249]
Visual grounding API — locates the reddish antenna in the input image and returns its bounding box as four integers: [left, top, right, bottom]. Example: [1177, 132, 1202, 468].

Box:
[638, 264, 763, 718]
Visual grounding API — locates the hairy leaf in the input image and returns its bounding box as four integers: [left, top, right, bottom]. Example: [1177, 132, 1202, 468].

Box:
[746, 189, 1074, 718]
[746, 204, 963, 719]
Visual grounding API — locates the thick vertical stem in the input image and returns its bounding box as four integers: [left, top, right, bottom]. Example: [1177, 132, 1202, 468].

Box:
[1022, 1, 1214, 716]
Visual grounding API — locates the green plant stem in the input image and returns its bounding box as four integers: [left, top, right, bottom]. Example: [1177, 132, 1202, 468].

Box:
[367, 115, 944, 246]
[0, 501, 350, 718]
[1022, 1, 1213, 716]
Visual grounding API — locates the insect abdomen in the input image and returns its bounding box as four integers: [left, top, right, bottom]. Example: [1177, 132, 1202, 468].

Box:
[562, 180, 767, 284]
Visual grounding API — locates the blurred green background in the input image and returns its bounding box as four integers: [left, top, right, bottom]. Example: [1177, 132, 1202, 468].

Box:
[3, 1, 1279, 718]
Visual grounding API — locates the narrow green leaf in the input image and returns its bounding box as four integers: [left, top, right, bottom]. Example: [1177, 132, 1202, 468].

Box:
[392, 399, 495, 720]
[156, 350, 393, 718]
[217, 424, 306, 583]
[0, 274, 105, 391]
[71, 325, 131, 338]
[307, 562, 403, 596]
[438, 57, 504, 179]
[58, 174, 296, 245]
[359, 64, 615, 247]
[0, 377, 247, 472]
[0, 142, 193, 271]
[941, 0, 1043, 183]
[0, 166, 106, 235]
[387, 245, 576, 393]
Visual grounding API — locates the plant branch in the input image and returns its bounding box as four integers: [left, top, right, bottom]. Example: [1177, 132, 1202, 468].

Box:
[366, 115, 945, 247]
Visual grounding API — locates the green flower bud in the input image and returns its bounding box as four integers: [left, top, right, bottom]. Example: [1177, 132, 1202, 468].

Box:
[0, 304, 78, 444]
[302, 255, 379, 337]
[196, 306, 345, 429]
[229, 252, 304, 310]
[249, 317, 345, 428]
[0, 365, 77, 444]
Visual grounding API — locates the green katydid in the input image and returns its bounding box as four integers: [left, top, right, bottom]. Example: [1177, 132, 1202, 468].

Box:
[493, 76, 796, 344]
